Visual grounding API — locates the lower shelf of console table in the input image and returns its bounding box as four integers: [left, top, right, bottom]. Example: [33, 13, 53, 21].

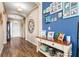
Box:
[36, 36, 72, 57]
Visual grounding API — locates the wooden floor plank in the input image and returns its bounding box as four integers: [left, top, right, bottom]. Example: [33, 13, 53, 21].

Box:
[0, 38, 45, 57]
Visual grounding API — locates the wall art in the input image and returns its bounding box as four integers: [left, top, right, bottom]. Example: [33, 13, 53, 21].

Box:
[50, 2, 62, 14]
[57, 2, 63, 11]
[70, 2, 79, 17]
[45, 16, 52, 23]
[58, 12, 63, 18]
[28, 19, 35, 33]
[43, 6, 50, 14]
[50, 2, 56, 14]
[63, 2, 71, 18]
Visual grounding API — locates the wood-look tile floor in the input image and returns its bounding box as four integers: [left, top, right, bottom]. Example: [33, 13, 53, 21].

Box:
[0, 38, 45, 57]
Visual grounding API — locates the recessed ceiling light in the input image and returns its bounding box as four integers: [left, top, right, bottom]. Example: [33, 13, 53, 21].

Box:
[15, 3, 25, 11]
[17, 6, 23, 11]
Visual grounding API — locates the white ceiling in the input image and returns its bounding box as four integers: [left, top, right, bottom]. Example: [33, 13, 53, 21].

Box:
[4, 2, 38, 20]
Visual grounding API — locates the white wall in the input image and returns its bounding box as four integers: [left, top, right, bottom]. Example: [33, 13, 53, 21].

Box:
[25, 7, 39, 45]
[21, 20, 25, 38]
[0, 2, 7, 54]
[25, 3, 42, 46]
[10, 20, 23, 38]
[2, 12, 7, 44]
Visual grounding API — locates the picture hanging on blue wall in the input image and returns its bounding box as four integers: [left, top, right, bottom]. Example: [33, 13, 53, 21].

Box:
[51, 17, 54, 22]
[53, 16, 57, 21]
[57, 2, 63, 11]
[43, 9, 46, 14]
[63, 2, 71, 18]
[70, 2, 79, 17]
[51, 16, 54, 22]
[58, 11, 63, 19]
[50, 2, 55, 14]
[43, 6, 50, 14]
[53, 14, 58, 21]
[53, 2, 57, 13]
[50, 2, 62, 14]
[45, 15, 52, 23]
[51, 13, 58, 22]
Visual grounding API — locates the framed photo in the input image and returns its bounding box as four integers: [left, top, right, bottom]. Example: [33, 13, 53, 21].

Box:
[53, 2, 57, 12]
[45, 7, 48, 13]
[53, 13, 58, 21]
[70, 2, 79, 17]
[57, 2, 63, 11]
[50, 2, 57, 14]
[50, 2, 62, 14]
[43, 6, 50, 14]
[47, 32, 54, 41]
[45, 16, 52, 23]
[50, 3, 54, 14]
[41, 30, 46, 38]
[71, 2, 78, 8]
[46, 6, 50, 13]
[58, 11, 63, 19]
[43, 9, 46, 14]
[63, 2, 71, 18]
[51, 16, 54, 22]
[53, 17, 57, 21]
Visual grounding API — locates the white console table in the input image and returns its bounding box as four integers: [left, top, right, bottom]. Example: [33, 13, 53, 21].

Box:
[36, 36, 72, 57]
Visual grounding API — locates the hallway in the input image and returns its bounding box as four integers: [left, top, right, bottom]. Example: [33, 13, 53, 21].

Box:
[1, 37, 45, 57]
[0, 2, 42, 57]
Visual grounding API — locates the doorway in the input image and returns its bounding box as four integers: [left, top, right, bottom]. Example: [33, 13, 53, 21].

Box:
[7, 21, 11, 42]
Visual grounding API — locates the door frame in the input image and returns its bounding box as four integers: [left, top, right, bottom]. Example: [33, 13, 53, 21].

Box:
[7, 21, 11, 41]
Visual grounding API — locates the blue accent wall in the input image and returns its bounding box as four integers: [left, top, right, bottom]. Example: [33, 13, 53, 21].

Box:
[42, 2, 79, 57]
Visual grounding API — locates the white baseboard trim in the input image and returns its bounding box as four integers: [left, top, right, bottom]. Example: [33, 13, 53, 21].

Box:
[25, 39, 37, 46]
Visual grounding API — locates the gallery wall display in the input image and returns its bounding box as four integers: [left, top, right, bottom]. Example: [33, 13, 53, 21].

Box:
[43, 2, 79, 23]
[28, 19, 35, 33]
[63, 2, 79, 18]
[43, 2, 63, 23]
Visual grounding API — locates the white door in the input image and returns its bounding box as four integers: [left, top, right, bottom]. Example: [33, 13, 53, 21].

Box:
[10, 20, 22, 38]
